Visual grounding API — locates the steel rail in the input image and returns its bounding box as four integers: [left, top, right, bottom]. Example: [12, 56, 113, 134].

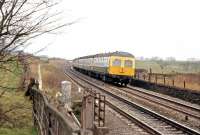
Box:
[128, 85, 200, 112]
[113, 86, 200, 120]
[105, 101, 162, 135]
[65, 69, 200, 135]
[64, 69, 159, 135]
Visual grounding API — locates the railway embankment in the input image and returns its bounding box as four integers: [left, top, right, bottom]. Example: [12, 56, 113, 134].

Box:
[131, 79, 200, 105]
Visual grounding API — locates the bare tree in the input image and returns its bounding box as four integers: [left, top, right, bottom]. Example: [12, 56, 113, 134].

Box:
[0, 0, 73, 87]
[0, 0, 73, 126]
[0, 0, 73, 70]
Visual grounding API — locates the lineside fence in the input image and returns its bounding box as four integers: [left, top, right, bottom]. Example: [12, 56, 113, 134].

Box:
[29, 81, 80, 135]
[27, 79, 109, 135]
[135, 69, 200, 91]
[133, 70, 200, 104]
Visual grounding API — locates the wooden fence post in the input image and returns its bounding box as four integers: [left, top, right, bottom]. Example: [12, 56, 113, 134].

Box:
[148, 74, 151, 82]
[149, 68, 152, 82]
[34, 79, 39, 89]
[163, 75, 166, 85]
[172, 80, 174, 86]
[149, 68, 152, 74]
[184, 81, 186, 88]
[155, 75, 157, 84]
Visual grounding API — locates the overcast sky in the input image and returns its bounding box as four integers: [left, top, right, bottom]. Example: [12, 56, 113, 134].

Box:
[26, 0, 200, 60]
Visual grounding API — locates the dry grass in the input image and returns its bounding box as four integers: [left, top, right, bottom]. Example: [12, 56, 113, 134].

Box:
[36, 59, 80, 101]
[40, 59, 67, 96]
[140, 73, 200, 91]
[172, 74, 200, 91]
[28, 57, 40, 80]
[28, 57, 83, 125]
[136, 60, 200, 91]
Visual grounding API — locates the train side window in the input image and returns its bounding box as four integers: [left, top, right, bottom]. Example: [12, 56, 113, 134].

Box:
[125, 60, 132, 67]
[112, 59, 121, 66]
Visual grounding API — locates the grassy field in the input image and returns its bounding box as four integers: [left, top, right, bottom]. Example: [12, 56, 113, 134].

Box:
[38, 59, 200, 91]
[28, 57, 83, 122]
[136, 60, 200, 91]
[0, 62, 23, 89]
[136, 60, 200, 74]
[37, 58, 81, 101]
[40, 59, 67, 95]
[0, 61, 36, 135]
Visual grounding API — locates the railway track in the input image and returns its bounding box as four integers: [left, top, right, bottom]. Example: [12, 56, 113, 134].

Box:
[68, 65, 200, 121]
[69, 66, 200, 121]
[119, 86, 200, 120]
[65, 68, 200, 135]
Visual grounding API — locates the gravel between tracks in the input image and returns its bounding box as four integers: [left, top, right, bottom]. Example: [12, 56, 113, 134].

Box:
[105, 106, 150, 135]
[67, 69, 200, 134]
[64, 68, 149, 135]
[69, 68, 200, 132]
[108, 86, 200, 132]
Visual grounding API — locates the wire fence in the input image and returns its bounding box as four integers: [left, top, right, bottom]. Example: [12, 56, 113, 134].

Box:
[135, 71, 200, 91]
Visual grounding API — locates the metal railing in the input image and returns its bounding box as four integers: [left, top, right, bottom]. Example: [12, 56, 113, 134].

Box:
[31, 87, 80, 135]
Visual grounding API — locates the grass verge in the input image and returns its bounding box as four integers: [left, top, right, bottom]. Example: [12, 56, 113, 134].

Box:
[0, 60, 35, 135]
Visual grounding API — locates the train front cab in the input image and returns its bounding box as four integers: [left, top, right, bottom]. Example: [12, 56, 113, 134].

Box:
[108, 56, 135, 86]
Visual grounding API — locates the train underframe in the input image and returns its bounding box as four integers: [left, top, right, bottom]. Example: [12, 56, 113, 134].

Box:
[73, 67, 131, 86]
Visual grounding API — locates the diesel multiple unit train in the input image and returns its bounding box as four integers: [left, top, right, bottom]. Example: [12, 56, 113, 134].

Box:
[72, 51, 135, 86]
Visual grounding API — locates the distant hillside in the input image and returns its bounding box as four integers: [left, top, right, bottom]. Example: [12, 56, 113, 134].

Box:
[136, 60, 200, 74]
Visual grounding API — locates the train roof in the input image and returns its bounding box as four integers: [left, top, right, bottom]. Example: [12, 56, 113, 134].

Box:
[75, 51, 135, 60]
